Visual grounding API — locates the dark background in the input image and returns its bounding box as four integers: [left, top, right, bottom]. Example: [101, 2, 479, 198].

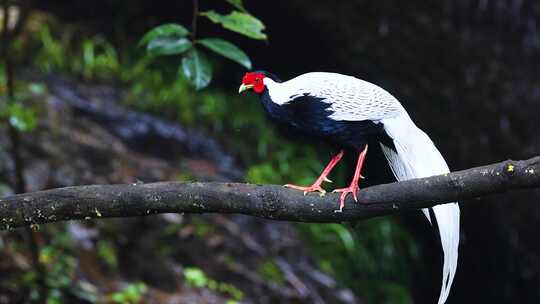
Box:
[4, 1, 540, 303]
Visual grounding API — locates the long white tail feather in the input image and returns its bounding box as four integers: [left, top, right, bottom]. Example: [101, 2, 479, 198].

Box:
[380, 112, 460, 304]
[380, 144, 433, 224]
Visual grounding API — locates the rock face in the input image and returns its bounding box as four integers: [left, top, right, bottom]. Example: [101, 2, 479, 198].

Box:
[0, 74, 358, 304]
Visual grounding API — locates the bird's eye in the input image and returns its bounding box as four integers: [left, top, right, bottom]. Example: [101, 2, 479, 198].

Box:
[255, 78, 260, 83]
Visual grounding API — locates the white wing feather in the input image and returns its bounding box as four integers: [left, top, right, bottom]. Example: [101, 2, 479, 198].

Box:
[264, 72, 402, 121]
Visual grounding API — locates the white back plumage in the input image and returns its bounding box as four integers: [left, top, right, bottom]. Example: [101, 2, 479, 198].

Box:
[266, 72, 460, 304]
[264, 72, 403, 121]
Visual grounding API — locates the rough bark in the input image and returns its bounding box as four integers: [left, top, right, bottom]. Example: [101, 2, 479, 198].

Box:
[0, 157, 538, 230]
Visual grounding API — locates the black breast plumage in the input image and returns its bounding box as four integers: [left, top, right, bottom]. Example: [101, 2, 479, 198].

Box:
[260, 91, 390, 150]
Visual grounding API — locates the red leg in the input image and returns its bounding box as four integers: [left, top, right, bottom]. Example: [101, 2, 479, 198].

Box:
[333, 144, 368, 212]
[284, 150, 344, 196]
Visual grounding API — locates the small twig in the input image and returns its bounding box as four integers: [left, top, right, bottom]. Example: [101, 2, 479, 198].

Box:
[2, 0, 25, 194]
[1, 2, 46, 302]
[191, 0, 199, 40]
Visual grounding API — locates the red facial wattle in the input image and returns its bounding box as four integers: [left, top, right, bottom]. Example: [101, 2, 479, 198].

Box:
[242, 72, 266, 93]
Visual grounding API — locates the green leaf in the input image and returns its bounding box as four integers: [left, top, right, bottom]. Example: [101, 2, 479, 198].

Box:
[2, 104, 37, 132]
[28, 82, 47, 95]
[184, 267, 209, 288]
[201, 11, 267, 40]
[139, 23, 189, 47]
[147, 37, 192, 56]
[198, 38, 251, 69]
[110, 282, 147, 304]
[181, 49, 212, 90]
[224, 0, 247, 12]
[97, 240, 118, 268]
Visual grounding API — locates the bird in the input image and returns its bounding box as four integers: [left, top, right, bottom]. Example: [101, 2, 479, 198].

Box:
[238, 71, 460, 304]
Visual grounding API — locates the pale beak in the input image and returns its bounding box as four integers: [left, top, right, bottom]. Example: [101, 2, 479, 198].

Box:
[238, 83, 254, 93]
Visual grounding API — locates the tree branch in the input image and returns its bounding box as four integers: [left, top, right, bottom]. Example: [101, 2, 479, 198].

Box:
[0, 157, 539, 230]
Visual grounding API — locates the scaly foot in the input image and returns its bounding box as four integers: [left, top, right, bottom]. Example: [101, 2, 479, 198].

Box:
[284, 183, 327, 196]
[284, 150, 343, 197]
[331, 145, 368, 213]
[332, 184, 359, 212]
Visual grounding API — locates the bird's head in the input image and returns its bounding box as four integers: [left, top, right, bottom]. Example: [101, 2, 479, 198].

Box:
[238, 71, 281, 94]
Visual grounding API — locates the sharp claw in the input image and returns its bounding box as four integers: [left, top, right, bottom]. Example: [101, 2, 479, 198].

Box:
[324, 177, 332, 183]
[333, 209, 342, 213]
[337, 198, 345, 212]
[285, 183, 327, 196]
[359, 175, 366, 180]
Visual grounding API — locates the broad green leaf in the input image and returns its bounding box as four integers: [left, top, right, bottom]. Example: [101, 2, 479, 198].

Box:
[199, 38, 251, 69]
[224, 0, 246, 12]
[147, 37, 192, 56]
[139, 23, 189, 47]
[181, 49, 212, 90]
[201, 11, 267, 40]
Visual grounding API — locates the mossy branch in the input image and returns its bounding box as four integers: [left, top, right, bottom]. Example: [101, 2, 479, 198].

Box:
[0, 157, 539, 230]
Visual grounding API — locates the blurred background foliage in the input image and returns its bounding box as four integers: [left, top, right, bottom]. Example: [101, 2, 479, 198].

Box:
[1, 0, 539, 303]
